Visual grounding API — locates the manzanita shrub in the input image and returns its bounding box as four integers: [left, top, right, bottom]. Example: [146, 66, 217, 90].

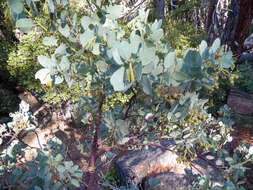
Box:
[4, 0, 253, 189]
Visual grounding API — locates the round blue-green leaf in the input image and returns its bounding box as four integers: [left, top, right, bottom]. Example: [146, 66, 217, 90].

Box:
[71, 179, 80, 187]
[221, 51, 233, 69]
[58, 24, 70, 38]
[81, 16, 93, 30]
[119, 41, 131, 59]
[64, 161, 73, 168]
[223, 181, 237, 190]
[34, 186, 42, 190]
[48, 0, 55, 13]
[135, 62, 142, 81]
[143, 62, 155, 74]
[184, 50, 202, 68]
[73, 171, 83, 178]
[130, 31, 141, 54]
[106, 5, 123, 20]
[72, 13, 77, 28]
[152, 65, 163, 76]
[140, 46, 156, 66]
[199, 40, 208, 58]
[112, 48, 124, 65]
[7, 0, 24, 14]
[172, 71, 189, 82]
[79, 30, 94, 48]
[16, 18, 34, 33]
[43, 36, 58, 46]
[141, 75, 152, 95]
[151, 19, 162, 31]
[150, 29, 163, 42]
[115, 119, 129, 140]
[209, 38, 221, 54]
[35, 68, 51, 84]
[59, 56, 70, 72]
[107, 31, 116, 47]
[164, 52, 176, 71]
[52, 74, 64, 85]
[96, 60, 108, 73]
[110, 67, 125, 91]
[55, 154, 63, 162]
[38, 56, 52, 68]
[55, 43, 67, 56]
[92, 43, 100, 55]
[57, 165, 65, 173]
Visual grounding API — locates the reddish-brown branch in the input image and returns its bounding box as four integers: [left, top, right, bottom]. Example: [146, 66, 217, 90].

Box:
[123, 88, 136, 120]
[85, 95, 104, 190]
[97, 132, 147, 157]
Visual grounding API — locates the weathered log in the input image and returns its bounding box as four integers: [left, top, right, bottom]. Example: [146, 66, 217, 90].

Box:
[238, 53, 253, 63]
[227, 88, 253, 115]
[114, 141, 224, 189]
[144, 172, 194, 190]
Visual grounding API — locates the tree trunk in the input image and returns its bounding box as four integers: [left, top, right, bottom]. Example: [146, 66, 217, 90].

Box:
[230, 0, 253, 56]
[207, 0, 253, 60]
[154, 0, 165, 20]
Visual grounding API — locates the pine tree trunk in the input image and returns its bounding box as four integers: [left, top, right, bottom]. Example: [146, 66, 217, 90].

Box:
[206, 0, 253, 59]
[154, 0, 165, 20]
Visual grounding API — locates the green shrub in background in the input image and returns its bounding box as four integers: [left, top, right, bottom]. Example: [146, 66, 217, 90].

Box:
[164, 21, 206, 57]
[7, 31, 52, 93]
[7, 30, 88, 105]
[0, 1, 15, 82]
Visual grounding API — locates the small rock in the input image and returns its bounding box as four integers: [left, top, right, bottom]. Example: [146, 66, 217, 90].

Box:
[144, 172, 194, 190]
[18, 91, 41, 113]
[243, 33, 253, 50]
[227, 88, 253, 115]
[114, 141, 224, 189]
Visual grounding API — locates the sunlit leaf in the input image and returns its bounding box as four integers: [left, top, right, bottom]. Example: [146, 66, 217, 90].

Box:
[150, 29, 163, 42]
[71, 179, 80, 187]
[140, 46, 156, 66]
[221, 51, 233, 69]
[112, 48, 124, 65]
[199, 40, 208, 58]
[43, 36, 58, 46]
[37, 56, 52, 68]
[209, 38, 221, 54]
[141, 75, 152, 95]
[164, 52, 176, 71]
[54, 43, 67, 56]
[57, 165, 65, 173]
[106, 5, 123, 20]
[79, 30, 94, 48]
[59, 56, 70, 72]
[58, 24, 70, 38]
[35, 68, 51, 85]
[7, 0, 24, 14]
[16, 18, 34, 33]
[110, 67, 125, 91]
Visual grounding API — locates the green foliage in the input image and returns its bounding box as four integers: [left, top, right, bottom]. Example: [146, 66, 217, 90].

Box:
[164, 21, 206, 57]
[7, 31, 53, 93]
[0, 1, 15, 81]
[234, 63, 253, 94]
[103, 167, 121, 187]
[0, 139, 83, 189]
[7, 30, 89, 105]
[0, 101, 83, 189]
[167, 0, 202, 19]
